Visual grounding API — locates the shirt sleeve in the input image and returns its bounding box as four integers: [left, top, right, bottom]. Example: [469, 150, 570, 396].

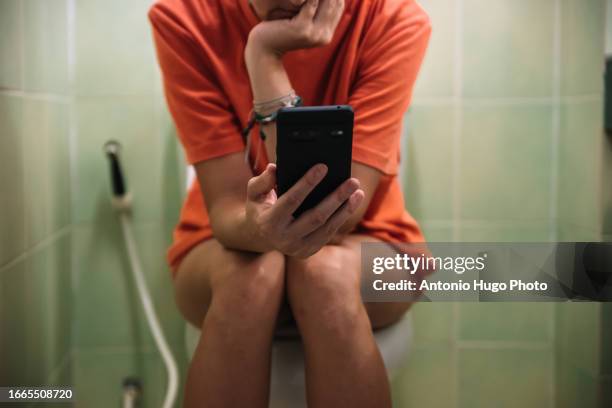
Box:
[348, 0, 431, 176]
[148, 4, 244, 165]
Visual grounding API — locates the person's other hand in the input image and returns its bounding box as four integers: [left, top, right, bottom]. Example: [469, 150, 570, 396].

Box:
[245, 163, 364, 258]
[246, 0, 345, 57]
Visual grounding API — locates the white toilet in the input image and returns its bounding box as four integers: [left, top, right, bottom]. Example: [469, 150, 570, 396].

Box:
[184, 313, 413, 408]
[182, 166, 414, 406]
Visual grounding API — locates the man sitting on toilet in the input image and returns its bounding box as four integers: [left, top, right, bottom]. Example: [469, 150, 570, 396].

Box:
[149, 0, 431, 406]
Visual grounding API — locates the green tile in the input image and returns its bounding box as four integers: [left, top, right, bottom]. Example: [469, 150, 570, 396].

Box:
[404, 105, 455, 221]
[419, 221, 455, 242]
[41, 234, 73, 380]
[555, 302, 601, 377]
[459, 303, 553, 342]
[607, 0, 612, 55]
[23, 0, 69, 93]
[603, 130, 612, 237]
[0, 235, 71, 387]
[463, 0, 555, 98]
[458, 348, 552, 408]
[74, 96, 171, 224]
[21, 236, 72, 385]
[411, 302, 454, 347]
[0, 95, 25, 266]
[460, 104, 552, 222]
[22, 98, 71, 245]
[458, 221, 552, 242]
[72, 349, 174, 408]
[560, 0, 606, 96]
[602, 303, 612, 375]
[0, 259, 29, 386]
[558, 100, 605, 231]
[392, 347, 455, 408]
[557, 224, 602, 241]
[46, 353, 72, 387]
[73, 223, 183, 349]
[75, 0, 156, 95]
[555, 359, 599, 408]
[411, 0, 455, 98]
[0, 0, 22, 89]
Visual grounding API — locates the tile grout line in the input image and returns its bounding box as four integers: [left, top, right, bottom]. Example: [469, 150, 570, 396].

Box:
[451, 0, 463, 405]
[550, 0, 561, 244]
[596, 0, 608, 241]
[457, 340, 553, 350]
[452, 302, 460, 408]
[19, 0, 25, 91]
[549, 0, 562, 405]
[0, 226, 72, 273]
[45, 349, 74, 385]
[451, 0, 463, 242]
[66, 0, 79, 349]
[16, 0, 28, 277]
[0, 89, 71, 102]
[410, 94, 601, 107]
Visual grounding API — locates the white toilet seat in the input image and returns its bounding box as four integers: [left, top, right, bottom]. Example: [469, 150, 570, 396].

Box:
[184, 312, 413, 407]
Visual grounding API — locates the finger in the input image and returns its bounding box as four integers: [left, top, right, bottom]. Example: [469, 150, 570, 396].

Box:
[314, 0, 343, 26]
[302, 189, 364, 246]
[271, 163, 327, 219]
[295, 0, 318, 23]
[247, 163, 277, 200]
[289, 177, 360, 236]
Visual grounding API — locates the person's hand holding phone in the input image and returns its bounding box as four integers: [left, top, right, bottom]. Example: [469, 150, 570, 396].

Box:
[245, 162, 364, 258]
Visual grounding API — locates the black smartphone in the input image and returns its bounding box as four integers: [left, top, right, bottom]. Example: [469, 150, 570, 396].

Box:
[276, 105, 354, 217]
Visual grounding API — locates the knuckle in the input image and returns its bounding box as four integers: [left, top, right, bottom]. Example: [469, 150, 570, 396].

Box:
[297, 24, 312, 39]
[247, 177, 257, 192]
[310, 210, 327, 227]
[324, 220, 337, 237]
[286, 193, 301, 208]
[312, 33, 326, 46]
[321, 31, 333, 44]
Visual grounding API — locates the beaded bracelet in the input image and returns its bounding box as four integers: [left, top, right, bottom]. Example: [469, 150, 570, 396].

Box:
[241, 94, 303, 169]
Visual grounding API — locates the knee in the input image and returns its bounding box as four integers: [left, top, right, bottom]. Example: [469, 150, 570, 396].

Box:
[210, 250, 286, 326]
[287, 247, 363, 331]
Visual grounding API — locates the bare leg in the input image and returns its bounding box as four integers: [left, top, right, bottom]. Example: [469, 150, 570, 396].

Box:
[174, 239, 285, 408]
[286, 234, 410, 408]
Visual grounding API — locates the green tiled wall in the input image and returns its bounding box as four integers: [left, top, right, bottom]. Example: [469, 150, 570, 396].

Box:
[400, 0, 608, 407]
[0, 0, 73, 388]
[1, 0, 609, 407]
[0, 0, 185, 405]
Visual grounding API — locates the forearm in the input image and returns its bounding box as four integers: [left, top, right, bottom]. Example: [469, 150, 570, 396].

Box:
[245, 35, 293, 162]
[210, 201, 275, 253]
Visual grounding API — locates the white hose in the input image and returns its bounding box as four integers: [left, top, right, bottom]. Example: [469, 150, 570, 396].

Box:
[119, 213, 179, 408]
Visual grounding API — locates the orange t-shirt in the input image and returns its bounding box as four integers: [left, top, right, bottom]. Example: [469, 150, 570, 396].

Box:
[149, 0, 431, 277]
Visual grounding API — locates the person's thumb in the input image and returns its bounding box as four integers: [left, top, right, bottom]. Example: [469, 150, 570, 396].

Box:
[247, 163, 277, 200]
